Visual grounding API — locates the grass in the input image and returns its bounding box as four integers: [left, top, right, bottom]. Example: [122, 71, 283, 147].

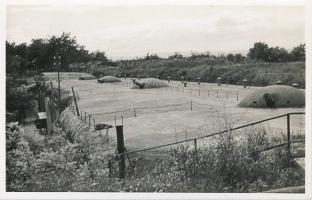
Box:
[7, 118, 304, 192]
[95, 58, 305, 88]
[109, 127, 304, 192]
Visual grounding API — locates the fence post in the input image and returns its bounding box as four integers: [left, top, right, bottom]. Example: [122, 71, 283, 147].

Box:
[108, 160, 112, 178]
[84, 112, 87, 123]
[116, 125, 126, 178]
[236, 92, 239, 101]
[190, 101, 193, 111]
[287, 114, 291, 160]
[106, 128, 109, 143]
[89, 114, 91, 126]
[71, 87, 80, 116]
[134, 108, 136, 117]
[217, 90, 218, 98]
[93, 119, 96, 129]
[194, 138, 197, 175]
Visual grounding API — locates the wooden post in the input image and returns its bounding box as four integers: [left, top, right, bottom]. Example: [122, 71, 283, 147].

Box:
[71, 87, 80, 116]
[108, 160, 112, 178]
[217, 90, 218, 98]
[106, 128, 109, 142]
[84, 112, 87, 123]
[236, 92, 239, 101]
[194, 138, 197, 175]
[89, 114, 91, 126]
[116, 125, 126, 178]
[190, 101, 193, 111]
[93, 119, 96, 129]
[134, 108, 136, 117]
[287, 114, 291, 159]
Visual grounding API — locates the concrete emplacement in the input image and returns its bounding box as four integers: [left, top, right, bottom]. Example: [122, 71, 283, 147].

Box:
[238, 85, 305, 108]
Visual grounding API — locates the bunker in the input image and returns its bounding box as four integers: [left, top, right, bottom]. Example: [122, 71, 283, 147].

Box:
[238, 85, 305, 108]
[132, 78, 168, 89]
[97, 76, 121, 83]
[277, 80, 282, 85]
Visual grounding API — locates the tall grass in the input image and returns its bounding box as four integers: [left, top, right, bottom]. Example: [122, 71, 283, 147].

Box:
[7, 120, 304, 192]
[107, 126, 304, 192]
[114, 59, 305, 88]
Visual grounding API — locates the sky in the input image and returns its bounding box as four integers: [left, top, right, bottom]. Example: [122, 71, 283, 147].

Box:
[6, 5, 305, 59]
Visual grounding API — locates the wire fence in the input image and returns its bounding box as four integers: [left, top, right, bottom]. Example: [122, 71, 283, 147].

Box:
[107, 112, 305, 178]
[45, 77, 305, 179]
[119, 80, 243, 101]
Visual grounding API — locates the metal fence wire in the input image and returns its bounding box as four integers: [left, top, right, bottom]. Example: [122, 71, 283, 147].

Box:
[106, 112, 304, 178]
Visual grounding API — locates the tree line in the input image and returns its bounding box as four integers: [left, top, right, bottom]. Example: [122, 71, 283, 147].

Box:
[6, 33, 305, 77]
[6, 32, 111, 77]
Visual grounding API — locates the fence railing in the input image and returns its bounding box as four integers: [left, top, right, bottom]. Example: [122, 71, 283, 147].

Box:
[110, 112, 304, 178]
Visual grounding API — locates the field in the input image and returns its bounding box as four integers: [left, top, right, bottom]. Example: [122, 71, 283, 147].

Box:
[60, 78, 305, 151]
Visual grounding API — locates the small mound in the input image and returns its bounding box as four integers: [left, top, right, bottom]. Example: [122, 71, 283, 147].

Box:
[132, 78, 168, 89]
[97, 76, 121, 83]
[79, 74, 96, 80]
[239, 85, 305, 108]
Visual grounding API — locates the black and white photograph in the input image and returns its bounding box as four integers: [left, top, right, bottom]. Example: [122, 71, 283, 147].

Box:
[1, 0, 312, 198]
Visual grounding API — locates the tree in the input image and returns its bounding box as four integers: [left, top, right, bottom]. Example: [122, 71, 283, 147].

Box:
[267, 47, 289, 62]
[290, 43, 305, 61]
[27, 39, 49, 71]
[247, 42, 270, 61]
[226, 54, 235, 62]
[169, 52, 184, 59]
[234, 53, 245, 63]
[90, 51, 108, 62]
